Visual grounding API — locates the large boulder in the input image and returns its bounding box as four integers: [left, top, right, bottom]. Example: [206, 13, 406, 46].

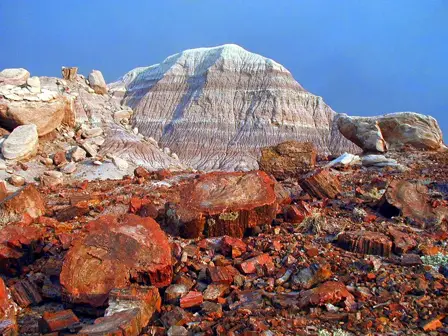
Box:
[88, 70, 107, 95]
[259, 141, 317, 179]
[0, 184, 46, 228]
[0, 68, 30, 86]
[165, 171, 278, 238]
[338, 112, 445, 152]
[60, 214, 172, 307]
[0, 95, 73, 136]
[1, 124, 38, 160]
[0, 277, 18, 336]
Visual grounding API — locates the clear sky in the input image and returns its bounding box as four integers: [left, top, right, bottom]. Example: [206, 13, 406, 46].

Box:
[1, 1, 447, 137]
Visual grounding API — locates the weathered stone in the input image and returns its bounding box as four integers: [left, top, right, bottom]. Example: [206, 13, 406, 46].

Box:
[0, 184, 46, 228]
[298, 281, 355, 310]
[337, 114, 387, 153]
[55, 202, 90, 222]
[337, 230, 392, 257]
[88, 70, 107, 94]
[167, 326, 189, 336]
[291, 264, 333, 289]
[220, 236, 247, 258]
[378, 180, 446, 228]
[0, 224, 45, 276]
[259, 141, 317, 179]
[8, 175, 25, 187]
[0, 96, 73, 136]
[239, 253, 274, 275]
[26, 76, 40, 94]
[134, 166, 150, 179]
[61, 67, 78, 80]
[338, 112, 445, 152]
[41, 170, 64, 187]
[77, 308, 141, 336]
[180, 291, 203, 309]
[82, 127, 103, 138]
[165, 284, 189, 304]
[10, 279, 42, 307]
[203, 284, 229, 302]
[283, 202, 311, 224]
[0, 277, 18, 336]
[1, 124, 38, 160]
[105, 286, 161, 330]
[70, 146, 87, 162]
[161, 307, 190, 328]
[299, 169, 341, 199]
[0, 68, 29, 86]
[388, 227, 417, 255]
[167, 171, 278, 238]
[53, 151, 67, 166]
[208, 265, 239, 284]
[401, 254, 423, 266]
[60, 214, 172, 307]
[38, 309, 81, 334]
[112, 156, 129, 171]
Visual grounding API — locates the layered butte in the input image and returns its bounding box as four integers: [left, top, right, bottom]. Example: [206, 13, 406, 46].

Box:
[110, 44, 358, 170]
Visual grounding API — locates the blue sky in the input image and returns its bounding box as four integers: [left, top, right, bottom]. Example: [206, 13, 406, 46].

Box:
[1, 1, 447, 137]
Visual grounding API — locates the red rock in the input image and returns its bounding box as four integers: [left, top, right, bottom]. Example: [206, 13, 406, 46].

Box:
[0, 184, 46, 227]
[401, 254, 423, 266]
[388, 227, 417, 254]
[422, 316, 444, 331]
[129, 197, 150, 214]
[378, 180, 447, 228]
[0, 278, 18, 336]
[337, 230, 392, 257]
[298, 281, 355, 311]
[180, 291, 203, 309]
[201, 301, 223, 319]
[299, 169, 341, 199]
[283, 202, 311, 224]
[161, 307, 191, 328]
[203, 284, 229, 302]
[220, 236, 247, 258]
[259, 141, 317, 180]
[106, 286, 161, 329]
[134, 166, 151, 179]
[170, 171, 278, 238]
[155, 169, 172, 180]
[239, 253, 274, 275]
[38, 310, 80, 334]
[53, 151, 67, 166]
[0, 224, 45, 276]
[77, 308, 141, 336]
[0, 181, 9, 201]
[10, 279, 42, 307]
[60, 214, 172, 307]
[137, 203, 159, 219]
[55, 201, 90, 222]
[208, 265, 239, 285]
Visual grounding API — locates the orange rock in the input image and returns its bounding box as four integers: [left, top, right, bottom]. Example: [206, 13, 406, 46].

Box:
[298, 281, 355, 311]
[220, 236, 247, 258]
[239, 253, 274, 275]
[180, 291, 203, 309]
[423, 316, 444, 331]
[0, 277, 18, 336]
[38, 310, 80, 334]
[60, 214, 172, 307]
[169, 171, 278, 238]
[299, 169, 341, 199]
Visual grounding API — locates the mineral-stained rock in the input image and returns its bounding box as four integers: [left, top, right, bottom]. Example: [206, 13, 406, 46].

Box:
[338, 112, 445, 152]
[388, 227, 417, 255]
[167, 171, 278, 238]
[208, 265, 239, 284]
[60, 214, 172, 307]
[0, 95, 73, 136]
[298, 281, 355, 310]
[38, 309, 81, 334]
[337, 230, 392, 257]
[109, 44, 358, 171]
[88, 70, 107, 95]
[9, 279, 42, 307]
[77, 308, 141, 336]
[0, 224, 45, 276]
[299, 169, 341, 199]
[61, 67, 78, 80]
[1, 124, 38, 160]
[160, 307, 191, 328]
[238, 253, 274, 275]
[220, 236, 247, 258]
[291, 264, 333, 289]
[283, 202, 312, 224]
[0, 184, 46, 228]
[0, 277, 18, 336]
[378, 180, 446, 228]
[53, 151, 67, 166]
[179, 291, 203, 309]
[0, 68, 29, 86]
[259, 141, 317, 179]
[105, 286, 161, 329]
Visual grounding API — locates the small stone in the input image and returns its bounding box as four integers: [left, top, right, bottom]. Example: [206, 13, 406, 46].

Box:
[112, 156, 129, 171]
[38, 309, 80, 334]
[61, 162, 77, 174]
[0, 68, 30, 86]
[299, 169, 341, 199]
[134, 166, 150, 179]
[165, 284, 189, 304]
[53, 151, 67, 166]
[82, 143, 98, 157]
[40, 157, 53, 166]
[2, 124, 38, 160]
[401, 254, 423, 266]
[41, 170, 64, 187]
[71, 146, 87, 162]
[8, 175, 25, 187]
[88, 70, 107, 94]
[167, 326, 188, 336]
[133, 127, 139, 135]
[239, 254, 274, 275]
[179, 291, 203, 309]
[61, 67, 78, 80]
[26, 76, 41, 94]
[203, 284, 229, 301]
[10, 279, 42, 307]
[82, 127, 103, 138]
[93, 160, 102, 166]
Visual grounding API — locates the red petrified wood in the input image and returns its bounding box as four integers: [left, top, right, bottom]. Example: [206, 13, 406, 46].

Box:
[0, 277, 18, 336]
[337, 230, 392, 257]
[299, 169, 341, 199]
[298, 281, 356, 311]
[38, 310, 81, 334]
[169, 171, 278, 238]
[60, 214, 172, 307]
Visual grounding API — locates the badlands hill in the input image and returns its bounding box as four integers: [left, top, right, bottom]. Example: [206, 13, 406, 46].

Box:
[110, 44, 358, 170]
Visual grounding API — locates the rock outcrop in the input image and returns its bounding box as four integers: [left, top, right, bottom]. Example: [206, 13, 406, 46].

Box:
[88, 70, 107, 95]
[337, 112, 445, 152]
[110, 44, 358, 170]
[1, 124, 38, 160]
